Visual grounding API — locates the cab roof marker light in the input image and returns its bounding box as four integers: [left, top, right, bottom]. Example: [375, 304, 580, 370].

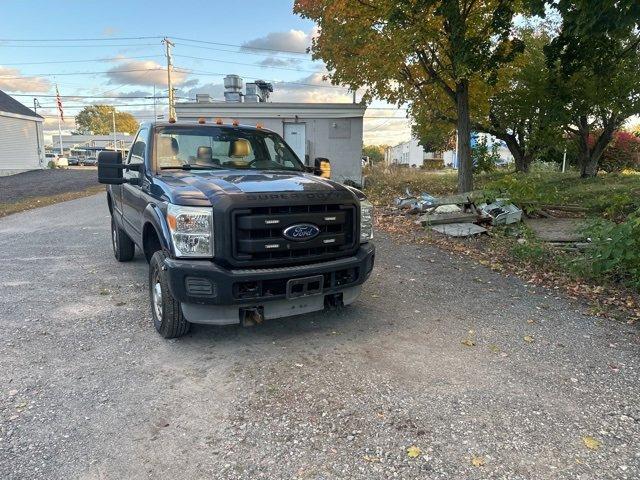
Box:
[215, 117, 223, 125]
[232, 119, 240, 127]
[198, 117, 206, 124]
[168, 117, 176, 124]
[256, 122, 264, 129]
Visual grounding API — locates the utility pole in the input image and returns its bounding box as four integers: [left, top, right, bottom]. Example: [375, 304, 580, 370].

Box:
[112, 109, 117, 154]
[162, 37, 176, 120]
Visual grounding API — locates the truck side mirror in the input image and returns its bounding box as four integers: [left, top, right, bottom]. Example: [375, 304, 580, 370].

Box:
[97, 151, 126, 184]
[314, 157, 331, 179]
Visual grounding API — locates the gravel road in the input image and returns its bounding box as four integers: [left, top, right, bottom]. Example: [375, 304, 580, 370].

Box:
[1, 194, 639, 479]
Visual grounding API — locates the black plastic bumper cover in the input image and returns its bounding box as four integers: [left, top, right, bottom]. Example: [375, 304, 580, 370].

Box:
[164, 242, 375, 305]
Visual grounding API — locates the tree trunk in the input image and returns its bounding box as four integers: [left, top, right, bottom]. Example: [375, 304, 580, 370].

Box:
[576, 116, 617, 178]
[503, 135, 530, 173]
[456, 80, 473, 193]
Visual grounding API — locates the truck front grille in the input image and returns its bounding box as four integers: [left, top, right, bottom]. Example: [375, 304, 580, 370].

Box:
[231, 204, 357, 265]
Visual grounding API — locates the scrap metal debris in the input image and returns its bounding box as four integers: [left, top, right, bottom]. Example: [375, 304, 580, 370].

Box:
[478, 199, 523, 226]
[432, 223, 488, 237]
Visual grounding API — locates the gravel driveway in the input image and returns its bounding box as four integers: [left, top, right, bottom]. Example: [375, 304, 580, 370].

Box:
[1, 194, 638, 479]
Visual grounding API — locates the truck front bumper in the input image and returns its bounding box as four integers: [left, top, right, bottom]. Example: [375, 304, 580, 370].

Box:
[163, 243, 375, 325]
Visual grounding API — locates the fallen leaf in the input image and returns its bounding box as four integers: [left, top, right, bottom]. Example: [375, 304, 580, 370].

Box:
[406, 445, 421, 458]
[363, 455, 381, 463]
[471, 455, 486, 467]
[461, 339, 476, 347]
[523, 335, 535, 343]
[488, 344, 500, 354]
[582, 436, 601, 450]
[527, 319, 536, 324]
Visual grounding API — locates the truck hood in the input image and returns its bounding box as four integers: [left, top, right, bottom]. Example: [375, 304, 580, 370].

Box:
[152, 170, 357, 205]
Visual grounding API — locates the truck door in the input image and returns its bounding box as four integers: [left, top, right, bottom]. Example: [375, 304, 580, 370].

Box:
[121, 128, 149, 243]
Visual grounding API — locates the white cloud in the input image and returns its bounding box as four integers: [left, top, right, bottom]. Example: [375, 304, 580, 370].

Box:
[105, 58, 189, 87]
[0, 67, 50, 93]
[258, 57, 302, 68]
[242, 29, 312, 54]
[363, 117, 411, 146]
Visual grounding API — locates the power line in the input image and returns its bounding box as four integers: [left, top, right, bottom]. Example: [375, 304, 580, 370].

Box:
[171, 36, 311, 56]
[0, 35, 313, 56]
[0, 36, 162, 42]
[0, 55, 162, 66]
[10, 93, 168, 99]
[0, 43, 160, 48]
[0, 67, 166, 77]
[172, 43, 317, 63]
[174, 54, 319, 74]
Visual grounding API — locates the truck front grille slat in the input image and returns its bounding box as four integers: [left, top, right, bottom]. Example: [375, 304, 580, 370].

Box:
[231, 204, 357, 266]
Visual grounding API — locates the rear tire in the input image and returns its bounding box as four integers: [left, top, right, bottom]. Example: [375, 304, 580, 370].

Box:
[149, 250, 191, 338]
[111, 216, 135, 262]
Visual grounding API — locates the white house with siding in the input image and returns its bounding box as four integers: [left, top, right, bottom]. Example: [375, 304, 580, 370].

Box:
[0, 90, 45, 176]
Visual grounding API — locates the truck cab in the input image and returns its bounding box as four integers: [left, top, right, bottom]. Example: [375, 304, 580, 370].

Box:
[98, 121, 375, 338]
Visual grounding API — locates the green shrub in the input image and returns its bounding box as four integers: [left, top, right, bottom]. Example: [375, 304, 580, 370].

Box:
[578, 212, 640, 288]
[472, 137, 500, 174]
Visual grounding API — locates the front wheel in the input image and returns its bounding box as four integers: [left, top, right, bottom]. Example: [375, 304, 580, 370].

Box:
[149, 251, 191, 338]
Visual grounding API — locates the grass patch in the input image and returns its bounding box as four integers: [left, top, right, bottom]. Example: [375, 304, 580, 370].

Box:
[0, 185, 104, 219]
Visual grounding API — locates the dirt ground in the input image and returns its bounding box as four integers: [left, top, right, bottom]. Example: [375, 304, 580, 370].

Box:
[0, 168, 98, 204]
[1, 194, 639, 479]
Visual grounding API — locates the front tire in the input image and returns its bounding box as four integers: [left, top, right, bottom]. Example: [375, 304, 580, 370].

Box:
[111, 215, 135, 262]
[149, 251, 191, 338]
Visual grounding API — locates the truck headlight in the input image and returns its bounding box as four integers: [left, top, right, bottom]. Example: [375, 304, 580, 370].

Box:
[166, 204, 214, 258]
[360, 199, 374, 243]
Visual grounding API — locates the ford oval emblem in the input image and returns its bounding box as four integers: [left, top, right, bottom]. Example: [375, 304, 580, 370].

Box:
[282, 223, 320, 241]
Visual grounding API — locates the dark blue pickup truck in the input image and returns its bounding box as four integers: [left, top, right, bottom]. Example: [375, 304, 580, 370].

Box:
[98, 121, 375, 338]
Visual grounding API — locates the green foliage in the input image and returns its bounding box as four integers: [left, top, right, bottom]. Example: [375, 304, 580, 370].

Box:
[577, 212, 640, 288]
[75, 105, 139, 135]
[484, 171, 640, 219]
[295, 0, 526, 193]
[362, 145, 386, 164]
[472, 137, 500, 173]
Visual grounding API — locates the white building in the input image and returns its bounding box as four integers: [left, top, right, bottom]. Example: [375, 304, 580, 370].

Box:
[387, 139, 429, 168]
[175, 75, 367, 185]
[54, 133, 134, 156]
[387, 133, 513, 169]
[0, 90, 45, 176]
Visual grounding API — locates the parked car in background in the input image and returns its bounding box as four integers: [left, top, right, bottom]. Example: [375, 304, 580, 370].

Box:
[45, 153, 68, 168]
[81, 156, 98, 166]
[67, 156, 79, 166]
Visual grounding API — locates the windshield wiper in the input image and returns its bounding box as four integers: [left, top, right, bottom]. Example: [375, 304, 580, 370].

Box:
[160, 164, 224, 170]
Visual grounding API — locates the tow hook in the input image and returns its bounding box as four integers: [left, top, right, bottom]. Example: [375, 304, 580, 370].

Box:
[241, 307, 264, 327]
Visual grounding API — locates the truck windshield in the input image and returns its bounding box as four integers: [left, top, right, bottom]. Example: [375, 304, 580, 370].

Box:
[155, 126, 304, 172]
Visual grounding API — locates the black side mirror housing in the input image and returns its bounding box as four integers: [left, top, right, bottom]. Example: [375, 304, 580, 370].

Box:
[98, 151, 125, 184]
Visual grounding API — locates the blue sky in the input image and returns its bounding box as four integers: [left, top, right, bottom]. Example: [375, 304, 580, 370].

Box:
[0, 0, 409, 144]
